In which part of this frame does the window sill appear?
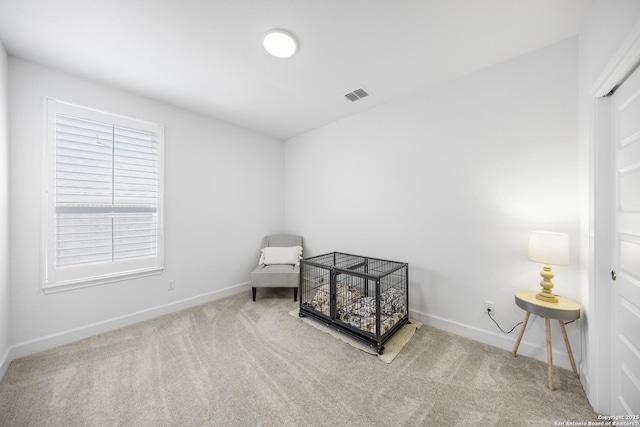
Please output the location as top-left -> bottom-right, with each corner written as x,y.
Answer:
43,267 -> 164,294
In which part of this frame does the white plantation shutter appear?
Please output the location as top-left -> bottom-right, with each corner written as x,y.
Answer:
45,99 -> 164,292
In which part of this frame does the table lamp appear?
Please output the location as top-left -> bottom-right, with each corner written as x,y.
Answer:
528,231 -> 569,303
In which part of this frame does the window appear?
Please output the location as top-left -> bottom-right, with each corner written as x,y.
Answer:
44,99 -> 164,292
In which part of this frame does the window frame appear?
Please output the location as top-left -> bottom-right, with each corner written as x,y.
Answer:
43,98 -> 165,293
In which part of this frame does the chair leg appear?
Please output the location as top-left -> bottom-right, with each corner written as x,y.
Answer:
252,287 -> 257,301
293,287 -> 298,302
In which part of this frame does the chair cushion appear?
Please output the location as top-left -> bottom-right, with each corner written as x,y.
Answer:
251,264 -> 300,288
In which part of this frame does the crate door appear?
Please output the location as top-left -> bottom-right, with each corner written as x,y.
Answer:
300,262 -> 332,318
334,272 -> 378,334
377,266 -> 409,337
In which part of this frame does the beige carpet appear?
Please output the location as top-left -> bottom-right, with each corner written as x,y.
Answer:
289,308 -> 422,363
0,288 -> 599,426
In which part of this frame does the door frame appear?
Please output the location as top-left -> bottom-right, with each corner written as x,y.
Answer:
589,21 -> 640,414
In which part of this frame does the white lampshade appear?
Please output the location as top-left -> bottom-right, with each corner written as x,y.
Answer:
263,30 -> 297,58
528,231 -> 569,266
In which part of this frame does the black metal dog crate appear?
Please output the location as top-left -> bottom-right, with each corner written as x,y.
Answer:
299,252 -> 409,354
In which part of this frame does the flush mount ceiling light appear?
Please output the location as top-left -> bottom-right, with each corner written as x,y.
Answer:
263,30 -> 297,58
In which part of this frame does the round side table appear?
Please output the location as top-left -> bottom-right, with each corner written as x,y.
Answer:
512,290 -> 581,390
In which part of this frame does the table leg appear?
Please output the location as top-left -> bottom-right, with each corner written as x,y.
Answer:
546,317 -> 554,391
559,319 -> 579,378
512,311 -> 531,356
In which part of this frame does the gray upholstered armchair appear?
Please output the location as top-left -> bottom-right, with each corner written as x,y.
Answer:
250,234 -> 303,301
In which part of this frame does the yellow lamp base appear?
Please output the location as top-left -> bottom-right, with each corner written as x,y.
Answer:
537,264 -> 559,304
536,292 -> 559,303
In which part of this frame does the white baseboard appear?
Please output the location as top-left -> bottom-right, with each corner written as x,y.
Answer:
580,360 -> 590,398
0,281 -> 251,381
1,288 -> 578,383
409,308 -> 576,371
0,347 -> 10,381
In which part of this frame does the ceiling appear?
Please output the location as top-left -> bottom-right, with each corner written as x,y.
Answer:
0,0 -> 591,140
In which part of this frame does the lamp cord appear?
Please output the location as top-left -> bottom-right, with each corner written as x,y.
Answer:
487,309 -> 522,334
487,309 -> 576,334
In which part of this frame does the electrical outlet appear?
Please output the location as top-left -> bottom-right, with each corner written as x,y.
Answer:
484,300 -> 495,315
168,280 -> 175,291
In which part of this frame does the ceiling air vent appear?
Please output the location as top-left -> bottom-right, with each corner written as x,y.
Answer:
344,88 -> 369,102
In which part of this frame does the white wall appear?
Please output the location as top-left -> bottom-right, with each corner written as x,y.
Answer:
0,42 -> 10,378
285,38 -> 580,369
7,58 -> 284,361
577,0 -> 640,413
